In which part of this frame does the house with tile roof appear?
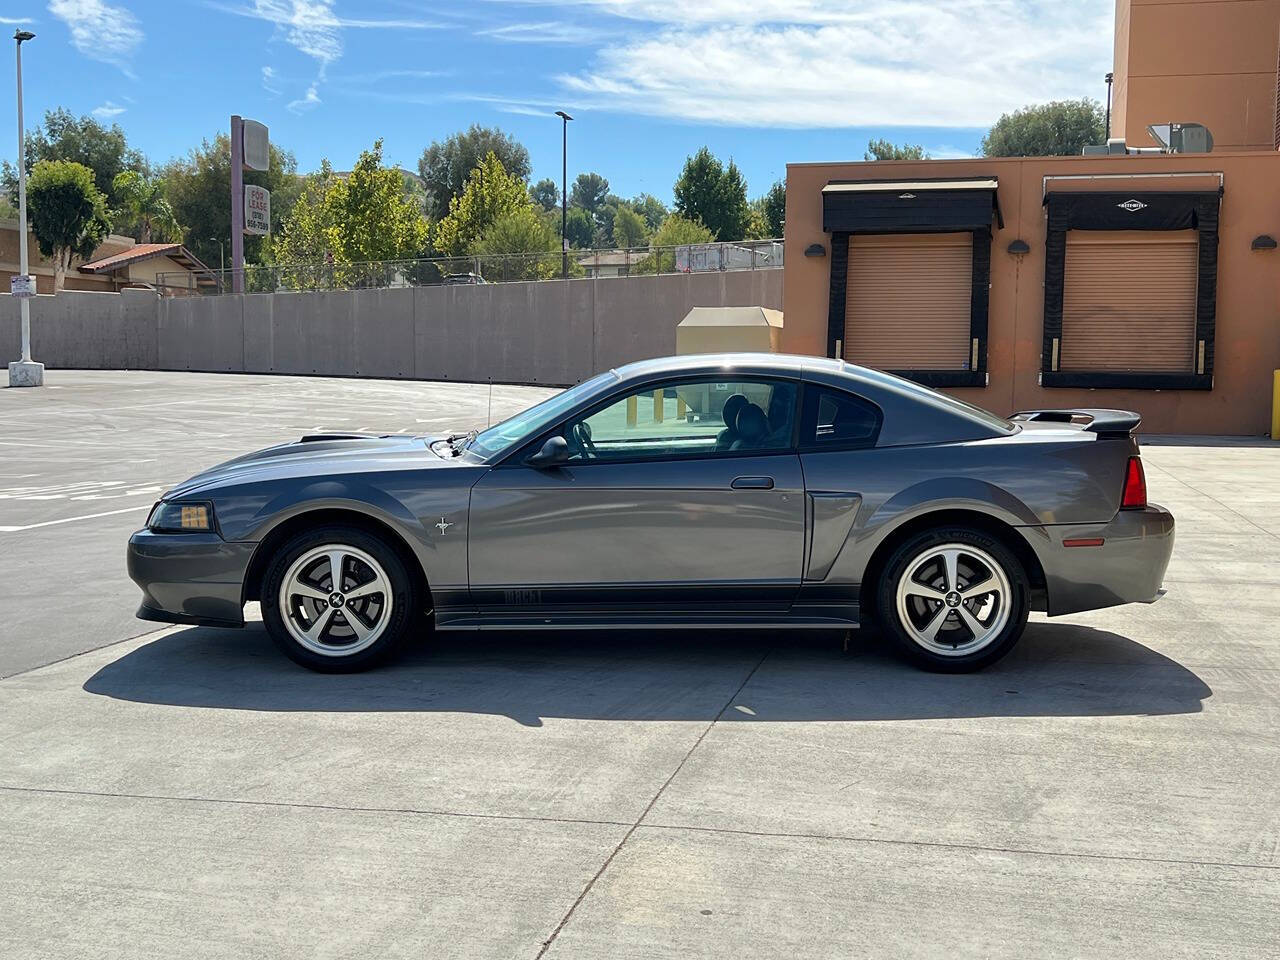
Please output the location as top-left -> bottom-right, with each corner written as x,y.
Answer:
2,219 -> 213,294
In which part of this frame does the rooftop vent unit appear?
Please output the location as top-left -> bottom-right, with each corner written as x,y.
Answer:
1082,138 -> 1162,156
1147,122 -> 1214,153
1081,123 -> 1212,157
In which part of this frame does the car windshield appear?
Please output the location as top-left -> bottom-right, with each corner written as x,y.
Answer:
467,371 -> 618,459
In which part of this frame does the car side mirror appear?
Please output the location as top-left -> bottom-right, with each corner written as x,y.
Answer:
527,435 -> 569,468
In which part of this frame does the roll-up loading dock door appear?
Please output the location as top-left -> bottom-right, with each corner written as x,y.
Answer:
844,233 -> 973,371
1059,230 -> 1198,373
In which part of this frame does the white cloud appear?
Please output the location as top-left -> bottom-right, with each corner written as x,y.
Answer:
47,0 -> 142,73
262,65 -> 282,95
336,68 -> 448,84
498,0 -> 1113,128
208,2 -> 446,115
92,100 -> 126,118
478,21 -> 603,44
288,81 -> 322,113
0,16 -> 35,23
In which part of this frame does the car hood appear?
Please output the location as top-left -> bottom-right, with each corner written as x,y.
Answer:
164,433 -> 465,499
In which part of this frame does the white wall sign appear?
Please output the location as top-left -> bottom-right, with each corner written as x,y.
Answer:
9,275 -> 35,299
242,119 -> 270,172
244,185 -> 271,235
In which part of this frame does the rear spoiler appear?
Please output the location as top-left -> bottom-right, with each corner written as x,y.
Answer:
1010,408 -> 1141,438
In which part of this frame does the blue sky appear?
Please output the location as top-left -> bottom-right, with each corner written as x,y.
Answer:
1,1 -> 1113,203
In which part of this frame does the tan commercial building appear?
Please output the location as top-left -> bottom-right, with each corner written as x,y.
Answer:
783,0 -> 1280,435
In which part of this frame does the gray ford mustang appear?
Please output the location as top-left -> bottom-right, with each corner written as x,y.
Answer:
128,354 -> 1174,673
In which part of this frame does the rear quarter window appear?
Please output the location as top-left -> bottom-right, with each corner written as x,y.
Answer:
800,386 -> 882,450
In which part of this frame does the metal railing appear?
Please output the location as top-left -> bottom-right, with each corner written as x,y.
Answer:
155,239 -> 784,297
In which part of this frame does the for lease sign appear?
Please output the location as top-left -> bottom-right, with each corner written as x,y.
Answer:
244,185 -> 271,235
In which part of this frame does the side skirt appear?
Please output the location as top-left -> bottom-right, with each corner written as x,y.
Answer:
433,604 -> 860,632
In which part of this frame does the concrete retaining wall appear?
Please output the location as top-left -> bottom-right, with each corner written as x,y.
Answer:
0,289 -> 158,371
2,270 -> 783,386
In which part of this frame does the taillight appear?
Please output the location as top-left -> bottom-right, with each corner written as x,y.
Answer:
1121,456 -> 1147,509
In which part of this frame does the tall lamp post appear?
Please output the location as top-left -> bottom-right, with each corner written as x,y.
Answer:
1104,72 -> 1114,140
8,28 -> 42,388
207,236 -> 225,293
556,110 -> 573,280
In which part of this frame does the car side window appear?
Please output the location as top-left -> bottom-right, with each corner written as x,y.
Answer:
801,386 -> 881,449
561,378 -> 798,462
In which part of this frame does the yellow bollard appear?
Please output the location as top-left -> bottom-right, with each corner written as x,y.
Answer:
626,395 -> 637,428
1273,370 -> 1280,440
677,397 -> 687,420
653,389 -> 664,423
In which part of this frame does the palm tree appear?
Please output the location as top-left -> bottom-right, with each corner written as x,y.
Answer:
111,170 -> 182,243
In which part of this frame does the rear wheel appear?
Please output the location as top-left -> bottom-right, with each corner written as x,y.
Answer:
876,527 -> 1029,672
261,525 -> 417,672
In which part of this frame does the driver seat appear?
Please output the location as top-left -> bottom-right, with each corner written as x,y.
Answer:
716,394 -> 749,451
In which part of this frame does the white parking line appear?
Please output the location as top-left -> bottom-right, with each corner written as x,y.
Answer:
0,505 -> 148,533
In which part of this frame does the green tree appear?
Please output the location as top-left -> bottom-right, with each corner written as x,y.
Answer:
570,172 -> 610,221
434,151 -> 532,257
1,108 -> 145,208
631,193 -> 668,232
529,177 -> 559,212
417,125 -> 531,220
25,160 -> 111,290
980,99 -> 1105,157
758,180 -> 785,237
636,213 -> 715,273
673,148 -> 750,241
273,141 -> 430,281
611,205 -> 648,248
471,205 -> 564,280
562,206 -> 594,249
864,139 -> 928,161
111,171 -> 182,242
159,134 -> 301,270
745,201 -> 770,240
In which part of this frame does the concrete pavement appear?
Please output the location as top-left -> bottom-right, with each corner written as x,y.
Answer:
1,373 -> 1277,958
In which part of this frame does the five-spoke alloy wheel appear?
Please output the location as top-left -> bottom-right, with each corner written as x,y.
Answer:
261,525 -> 417,672
878,526 -> 1029,672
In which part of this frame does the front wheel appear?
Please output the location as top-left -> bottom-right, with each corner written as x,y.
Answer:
876,527 -> 1029,672
260,525 -> 417,672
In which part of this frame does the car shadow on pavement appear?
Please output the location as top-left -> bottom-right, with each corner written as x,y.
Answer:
82,620 -> 1211,726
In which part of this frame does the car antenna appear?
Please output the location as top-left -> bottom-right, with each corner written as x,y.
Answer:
486,378 -> 493,428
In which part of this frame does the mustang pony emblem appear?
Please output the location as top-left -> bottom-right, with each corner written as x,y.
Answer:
436,517 -> 452,535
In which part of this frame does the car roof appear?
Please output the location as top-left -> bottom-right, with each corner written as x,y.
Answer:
612,352 -> 834,382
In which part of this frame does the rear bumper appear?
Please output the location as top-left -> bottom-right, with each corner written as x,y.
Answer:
127,529 -> 257,628
1022,504 -> 1175,617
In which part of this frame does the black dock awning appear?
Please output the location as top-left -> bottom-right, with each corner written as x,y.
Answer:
822,177 -> 1001,233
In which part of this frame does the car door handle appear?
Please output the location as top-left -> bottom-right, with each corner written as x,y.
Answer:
731,476 -> 774,490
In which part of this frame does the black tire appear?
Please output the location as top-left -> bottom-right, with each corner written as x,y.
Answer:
876,526 -> 1029,673
260,524 -> 418,673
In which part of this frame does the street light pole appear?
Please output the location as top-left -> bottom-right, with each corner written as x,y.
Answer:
208,236 -> 226,293
1104,72 -> 1114,140
208,237 -> 225,273
556,110 -> 573,280
9,28 -> 42,388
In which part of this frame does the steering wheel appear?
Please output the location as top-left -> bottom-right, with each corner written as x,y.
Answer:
571,421 -> 598,458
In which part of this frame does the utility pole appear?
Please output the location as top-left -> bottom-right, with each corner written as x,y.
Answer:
556,111 -> 573,280
8,28 -> 42,388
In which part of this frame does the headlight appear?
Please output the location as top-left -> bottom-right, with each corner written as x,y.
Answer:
147,500 -> 216,533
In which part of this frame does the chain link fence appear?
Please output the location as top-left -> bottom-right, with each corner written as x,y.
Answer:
155,239 -> 784,297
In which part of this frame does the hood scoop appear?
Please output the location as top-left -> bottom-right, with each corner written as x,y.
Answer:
299,433 -> 386,442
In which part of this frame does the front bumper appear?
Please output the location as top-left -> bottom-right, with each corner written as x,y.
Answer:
127,529 -> 258,628
1023,504 -> 1176,617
